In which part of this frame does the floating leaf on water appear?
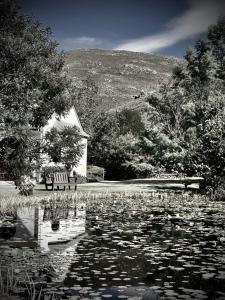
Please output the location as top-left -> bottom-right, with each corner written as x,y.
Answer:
151,286 -> 161,290
202,273 -> 215,279
169,266 -> 185,272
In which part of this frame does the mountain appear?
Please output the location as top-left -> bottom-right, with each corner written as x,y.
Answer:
64,48 -> 182,111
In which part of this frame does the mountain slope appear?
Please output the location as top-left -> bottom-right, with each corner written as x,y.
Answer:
64,48 -> 181,111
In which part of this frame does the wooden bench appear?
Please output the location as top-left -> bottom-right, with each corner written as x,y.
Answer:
149,174 -> 205,189
45,172 -> 77,191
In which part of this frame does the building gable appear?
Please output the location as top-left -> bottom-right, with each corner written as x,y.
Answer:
43,107 -> 88,138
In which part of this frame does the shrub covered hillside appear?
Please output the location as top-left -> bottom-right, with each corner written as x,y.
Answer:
65,48 -> 180,112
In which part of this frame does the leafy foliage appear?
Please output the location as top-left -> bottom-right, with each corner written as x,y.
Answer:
88,111 -> 147,179
17,175 -> 36,195
74,76 -> 101,134
0,0 -> 75,181
44,126 -> 84,171
89,17 -> 225,188
117,109 -> 145,136
0,0 -> 73,129
121,162 -> 157,179
42,165 -> 66,177
0,129 -> 42,179
87,165 -> 105,182
144,17 -> 225,190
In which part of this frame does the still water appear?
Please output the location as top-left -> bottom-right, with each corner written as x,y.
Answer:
0,194 -> 225,299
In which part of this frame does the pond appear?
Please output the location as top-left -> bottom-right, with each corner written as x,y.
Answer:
0,192 -> 225,300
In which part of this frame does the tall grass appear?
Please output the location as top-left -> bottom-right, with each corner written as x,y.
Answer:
0,190 -> 209,214
0,264 -> 57,300
0,264 -> 18,296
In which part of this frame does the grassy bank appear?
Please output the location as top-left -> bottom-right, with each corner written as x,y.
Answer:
0,189 -> 208,214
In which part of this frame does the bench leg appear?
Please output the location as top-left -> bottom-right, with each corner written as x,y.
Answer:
45,184 -> 54,190
69,185 -> 71,190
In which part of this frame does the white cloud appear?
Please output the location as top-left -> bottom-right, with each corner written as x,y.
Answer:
114,0 -> 225,53
61,36 -> 104,50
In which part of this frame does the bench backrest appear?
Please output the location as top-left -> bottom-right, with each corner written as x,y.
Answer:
53,172 -> 68,184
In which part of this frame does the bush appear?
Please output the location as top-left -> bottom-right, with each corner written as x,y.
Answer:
42,166 -> 66,176
76,174 -> 87,184
121,162 -> 159,179
87,165 -> 105,182
212,177 -> 225,201
16,175 -> 36,196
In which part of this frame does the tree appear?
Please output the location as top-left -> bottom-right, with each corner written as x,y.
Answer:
0,128 -> 42,179
0,0 -> 73,128
74,76 -> 101,134
44,126 -> 84,172
144,17 -> 225,190
0,0 -> 75,184
88,112 -> 120,168
117,109 -> 145,136
207,17 -> 225,80
88,112 -> 146,179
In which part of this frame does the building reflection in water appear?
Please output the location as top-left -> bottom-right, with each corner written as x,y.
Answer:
17,202 -> 86,252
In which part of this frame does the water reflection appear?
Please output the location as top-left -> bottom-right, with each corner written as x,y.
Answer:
0,213 -> 17,239
0,203 -> 86,252
17,203 -> 86,251
0,202 -> 87,285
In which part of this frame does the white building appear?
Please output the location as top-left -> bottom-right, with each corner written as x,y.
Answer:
42,107 -> 88,178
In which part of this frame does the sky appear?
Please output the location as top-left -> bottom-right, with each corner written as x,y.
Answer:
18,0 -> 225,58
